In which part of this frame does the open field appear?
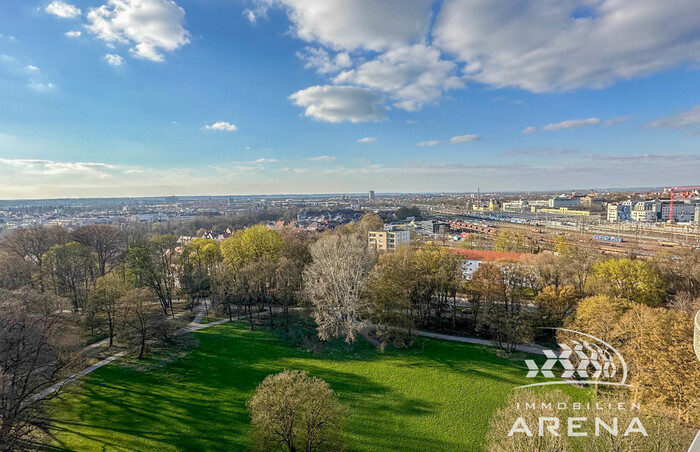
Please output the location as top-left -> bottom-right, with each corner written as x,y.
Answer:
48,321 -> 579,451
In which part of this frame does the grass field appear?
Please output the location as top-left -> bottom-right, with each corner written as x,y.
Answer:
48,321 -> 575,451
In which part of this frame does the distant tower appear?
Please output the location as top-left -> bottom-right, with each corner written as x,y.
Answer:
368,190 -> 375,201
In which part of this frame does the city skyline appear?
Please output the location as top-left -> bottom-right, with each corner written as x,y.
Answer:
1,0 -> 700,199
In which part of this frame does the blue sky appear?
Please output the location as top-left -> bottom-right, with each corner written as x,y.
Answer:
0,0 -> 699,198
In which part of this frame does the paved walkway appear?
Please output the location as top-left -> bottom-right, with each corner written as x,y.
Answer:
367,324 -> 550,355
29,303 -> 226,405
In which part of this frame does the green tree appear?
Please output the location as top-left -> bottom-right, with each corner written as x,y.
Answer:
247,370 -> 345,452
87,271 -> 131,346
220,225 -> 284,270
127,234 -> 178,316
591,258 -> 665,306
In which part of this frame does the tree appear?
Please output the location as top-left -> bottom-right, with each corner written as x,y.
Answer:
535,285 -> 579,326
121,288 -> 168,359
0,288 -> 78,450
127,234 -> 178,316
565,295 -> 632,343
220,225 -> 284,270
72,224 -> 122,276
367,246 -> 416,336
87,271 -> 131,346
43,242 -> 97,312
179,238 -> 221,308
247,370 -> 345,452
304,234 -> 375,343
0,226 -> 68,291
486,389 -> 570,452
0,251 -> 33,290
591,258 -> 665,307
613,305 -> 700,425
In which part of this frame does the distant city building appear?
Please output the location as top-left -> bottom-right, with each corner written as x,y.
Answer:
549,196 -> 580,208
502,200 -> 529,213
660,201 -> 697,222
368,190 -> 375,201
368,230 -> 410,251
607,204 -> 631,222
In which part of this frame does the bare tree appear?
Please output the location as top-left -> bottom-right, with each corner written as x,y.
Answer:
304,234 -> 375,343
72,224 -> 122,276
0,288 -> 78,450
121,288 -> 165,359
0,226 -> 68,291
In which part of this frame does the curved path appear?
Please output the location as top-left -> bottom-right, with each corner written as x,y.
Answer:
28,304 -> 227,405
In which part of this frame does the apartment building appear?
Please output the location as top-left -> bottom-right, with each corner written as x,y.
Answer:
368,230 -> 410,251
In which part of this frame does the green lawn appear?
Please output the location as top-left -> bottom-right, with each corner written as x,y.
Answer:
48,322 -> 571,451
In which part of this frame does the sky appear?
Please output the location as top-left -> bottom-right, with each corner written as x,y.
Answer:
0,0 -> 699,199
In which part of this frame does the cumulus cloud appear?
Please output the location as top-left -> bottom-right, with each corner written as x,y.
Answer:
203,121 -> 238,132
86,0 -> 190,62
308,155 -> 336,162
289,85 -> 387,123
522,126 -> 538,134
418,140 -> 442,147
449,134 -> 481,144
433,0 -> 700,92
644,106 -> 700,134
65,30 -> 82,38
104,53 -> 124,66
255,0 -> 434,51
297,47 -> 351,74
28,80 -> 55,91
45,1 -> 81,18
357,137 -> 376,143
333,44 -> 463,111
26,65 -> 39,72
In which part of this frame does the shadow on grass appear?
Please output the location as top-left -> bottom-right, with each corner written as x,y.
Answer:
47,321 -> 542,451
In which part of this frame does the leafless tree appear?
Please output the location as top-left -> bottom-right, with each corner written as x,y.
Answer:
304,234 -> 375,343
0,288 -> 79,450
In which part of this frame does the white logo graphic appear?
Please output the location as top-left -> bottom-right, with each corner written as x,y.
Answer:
516,328 -> 634,389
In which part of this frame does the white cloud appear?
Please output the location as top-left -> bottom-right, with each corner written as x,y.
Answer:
255,158 -> 279,163
449,134 -> 481,144
104,53 -> 124,66
418,140 -> 442,146
358,137 -> 376,143
502,148 -> 579,157
604,116 -> 631,127
645,106 -> 700,133
255,0 -> 434,51
0,158 -> 115,175
25,65 -> 39,72
522,126 -> 537,134
297,47 -> 351,74
45,1 -> 81,18
308,155 -> 336,162
86,0 -> 190,62
28,80 -> 55,91
433,0 -> 700,92
540,118 -> 601,131
335,44 -> 464,111
289,85 -> 387,123
333,44 -> 463,111
204,121 -> 238,132
65,30 -> 82,38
